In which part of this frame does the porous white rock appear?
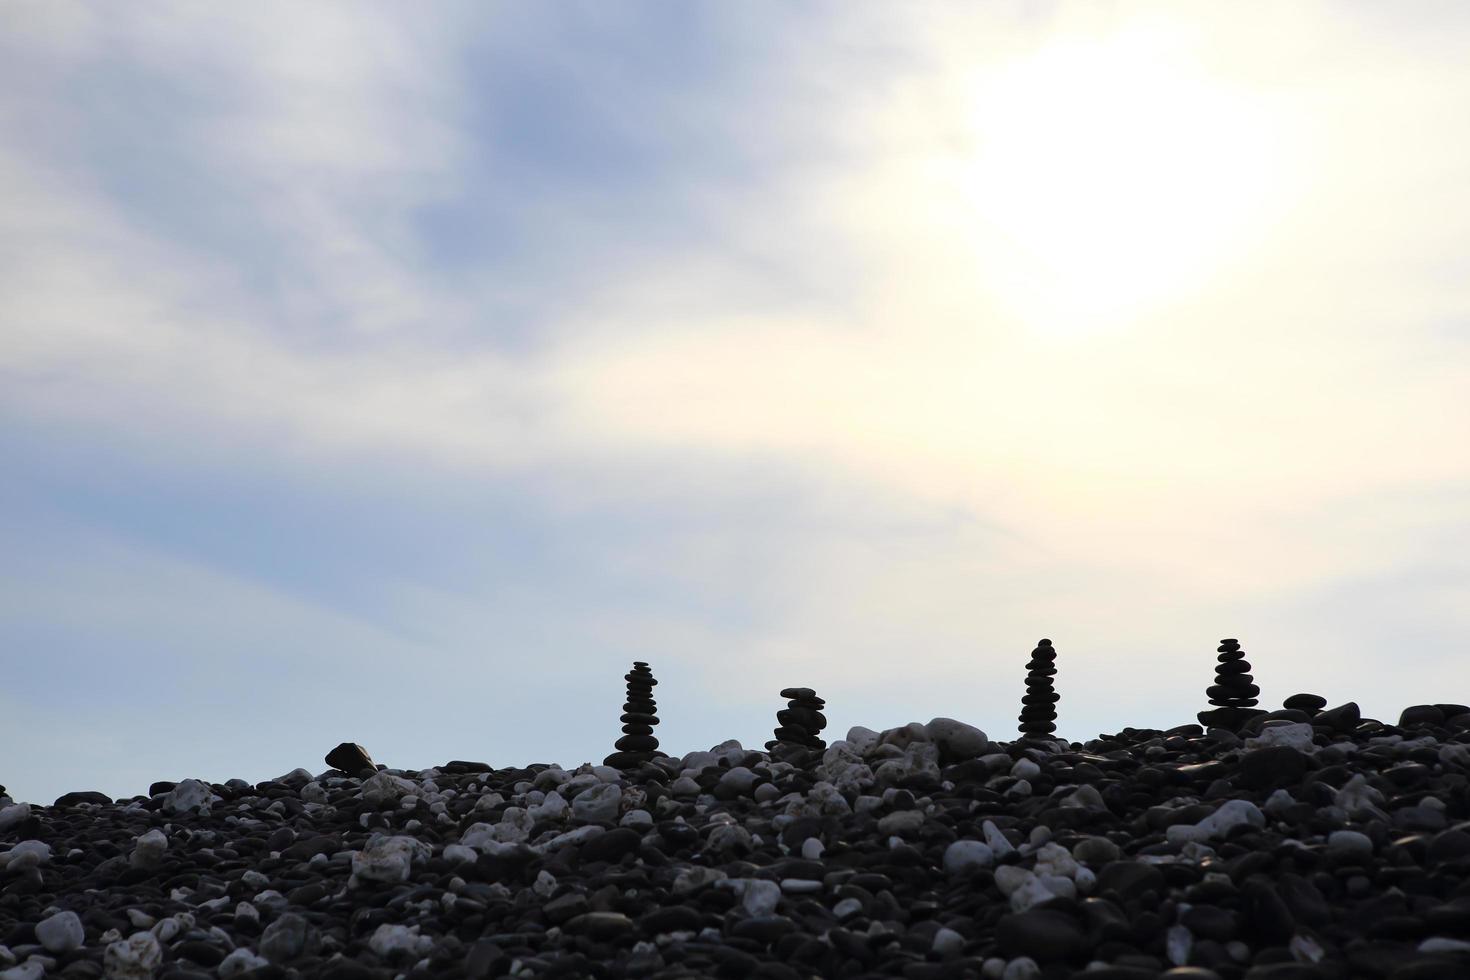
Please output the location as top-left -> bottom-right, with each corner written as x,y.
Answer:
1166,799 -> 1265,844
360,772 -> 415,807
706,823 -> 752,854
1246,723 -> 1316,753
530,790 -> 569,823
571,784 -> 621,824
218,948 -> 269,978
816,744 -> 874,794
720,878 -> 781,916
872,742 -> 941,787
130,829 -> 167,870
1033,842 -> 1079,879
103,931 -> 162,980
300,782 -> 328,804
441,844 -> 477,865
844,726 -> 882,756
36,910 -> 84,953
351,835 -> 430,884
800,838 -> 825,860
368,924 -> 433,959
925,718 -> 988,760
943,840 -> 994,876
163,779 -> 212,815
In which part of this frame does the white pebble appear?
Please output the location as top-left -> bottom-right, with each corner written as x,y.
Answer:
130,830 -> 167,870
800,837 -> 825,860
218,948 -> 268,978
36,911 -> 84,953
932,926 -> 965,956
103,932 -> 162,980
943,840 -> 994,876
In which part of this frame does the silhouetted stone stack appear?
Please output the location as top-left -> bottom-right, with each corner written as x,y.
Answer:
1018,638 -> 1059,737
604,661 -> 661,768
766,687 -> 827,752
1198,638 -> 1267,730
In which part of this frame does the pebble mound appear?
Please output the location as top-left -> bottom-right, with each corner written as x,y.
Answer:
6,707 -> 1470,980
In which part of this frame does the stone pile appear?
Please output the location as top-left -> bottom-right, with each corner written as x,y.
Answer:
1017,638 -> 1059,737
604,661 -> 661,769
1198,637 -> 1267,731
766,687 -> 827,753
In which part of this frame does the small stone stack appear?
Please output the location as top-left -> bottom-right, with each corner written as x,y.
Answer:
1198,638 -> 1267,730
604,661 -> 661,768
766,687 -> 827,752
1018,639 -> 1059,738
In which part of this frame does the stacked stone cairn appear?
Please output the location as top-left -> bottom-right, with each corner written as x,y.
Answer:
1198,637 -> 1267,730
766,687 -> 827,753
603,661 -> 662,768
1017,638 -> 1060,738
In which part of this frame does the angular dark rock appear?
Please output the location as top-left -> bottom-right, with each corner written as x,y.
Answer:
324,742 -> 376,776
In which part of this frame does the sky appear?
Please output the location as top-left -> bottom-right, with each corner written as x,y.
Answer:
2,2 -> 1469,805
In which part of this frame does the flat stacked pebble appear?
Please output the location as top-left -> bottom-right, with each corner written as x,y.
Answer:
766,688 -> 827,753
6,702 -> 1470,980
1018,639 -> 1060,737
1199,639 -> 1267,732
604,662 -> 662,770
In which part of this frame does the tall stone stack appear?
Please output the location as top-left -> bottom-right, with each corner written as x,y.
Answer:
766,687 -> 827,752
1198,638 -> 1266,730
604,661 -> 662,768
1018,639 -> 1059,738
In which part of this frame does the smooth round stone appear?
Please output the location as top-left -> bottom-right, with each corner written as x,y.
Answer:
1399,705 -> 1445,727
1022,693 -> 1060,705
771,725 -> 813,740
620,723 -> 654,736
619,712 -> 658,725
622,701 -> 656,713
1029,649 -> 1057,662
36,910 -> 85,953
1209,683 -> 1261,700
1216,660 -> 1253,675
779,687 -> 817,700
624,673 -> 657,685
1282,693 -> 1327,712
615,734 -> 659,752
1327,830 -> 1374,860
777,708 -> 826,729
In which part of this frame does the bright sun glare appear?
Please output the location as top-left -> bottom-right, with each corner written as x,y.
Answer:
958,26 -> 1282,335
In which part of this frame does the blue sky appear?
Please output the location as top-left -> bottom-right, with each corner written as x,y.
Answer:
3,2 -> 1469,804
